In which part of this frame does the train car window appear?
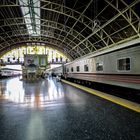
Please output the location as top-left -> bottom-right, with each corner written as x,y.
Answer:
117,58 -> 130,71
76,66 -> 80,72
96,62 -> 103,71
84,65 -> 89,71
67,68 -> 69,72
71,67 -> 73,72
60,57 -> 62,62
7,58 -> 10,62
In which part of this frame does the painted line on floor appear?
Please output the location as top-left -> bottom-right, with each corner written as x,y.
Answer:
62,80 -> 140,113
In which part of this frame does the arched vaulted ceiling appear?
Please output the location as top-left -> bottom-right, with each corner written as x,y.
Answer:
0,0 -> 140,60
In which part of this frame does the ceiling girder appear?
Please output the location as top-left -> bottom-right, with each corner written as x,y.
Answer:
68,0 -> 140,53
0,0 -> 139,59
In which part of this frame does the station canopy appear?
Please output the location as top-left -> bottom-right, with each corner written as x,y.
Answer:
0,0 -> 140,60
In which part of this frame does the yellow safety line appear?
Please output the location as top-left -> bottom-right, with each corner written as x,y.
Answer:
62,80 -> 140,113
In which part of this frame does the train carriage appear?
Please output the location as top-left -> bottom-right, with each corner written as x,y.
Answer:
0,69 -> 21,78
50,41 -> 140,90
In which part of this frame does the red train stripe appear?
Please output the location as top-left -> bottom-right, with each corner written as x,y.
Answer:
66,73 -> 140,84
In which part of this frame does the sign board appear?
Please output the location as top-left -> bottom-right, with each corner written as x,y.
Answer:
24,54 -> 48,67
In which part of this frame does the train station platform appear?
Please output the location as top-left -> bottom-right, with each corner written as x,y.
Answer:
0,77 -> 140,140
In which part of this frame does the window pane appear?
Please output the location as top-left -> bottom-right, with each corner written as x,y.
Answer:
67,68 -> 69,72
84,65 -> 88,71
77,66 -> 80,72
126,58 -> 130,70
118,58 -> 130,71
96,62 -> 103,71
71,67 -> 73,72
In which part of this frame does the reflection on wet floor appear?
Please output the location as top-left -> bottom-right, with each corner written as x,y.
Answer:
0,77 -> 64,108
0,77 -> 140,140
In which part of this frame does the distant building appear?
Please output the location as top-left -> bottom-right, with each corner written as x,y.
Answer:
22,54 -> 48,81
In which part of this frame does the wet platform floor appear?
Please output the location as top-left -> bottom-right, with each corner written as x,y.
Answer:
0,77 -> 140,140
